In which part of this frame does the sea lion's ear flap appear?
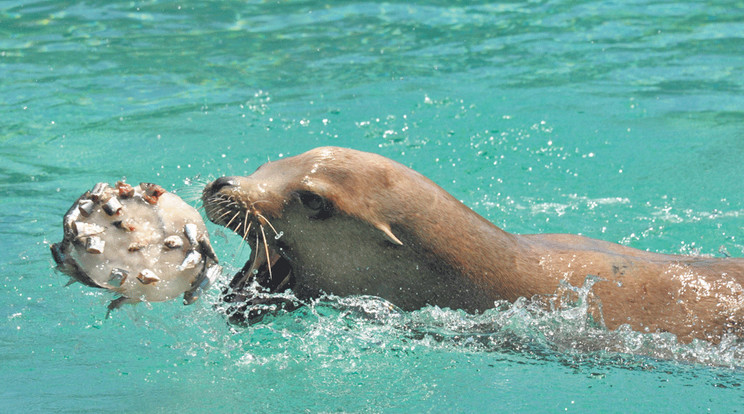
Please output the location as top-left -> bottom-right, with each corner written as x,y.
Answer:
375,222 -> 403,246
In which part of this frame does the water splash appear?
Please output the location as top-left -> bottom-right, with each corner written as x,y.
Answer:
199,273 -> 744,371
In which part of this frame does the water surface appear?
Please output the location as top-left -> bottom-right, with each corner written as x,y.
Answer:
2,0 -> 744,412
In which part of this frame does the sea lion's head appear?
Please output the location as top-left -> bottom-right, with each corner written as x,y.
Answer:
202,147 -> 442,323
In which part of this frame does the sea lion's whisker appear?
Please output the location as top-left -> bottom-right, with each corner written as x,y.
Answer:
212,199 -> 235,208
231,231 -> 259,280
203,197 -> 222,214
208,194 -> 231,204
249,199 -> 271,208
206,206 -> 226,222
252,231 -> 260,271
260,224 -> 273,280
231,219 -> 253,262
214,209 -> 233,222
256,213 -> 280,236
223,211 -> 241,230
245,221 -> 253,240
241,215 -> 251,244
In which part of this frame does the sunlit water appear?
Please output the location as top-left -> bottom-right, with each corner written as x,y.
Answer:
3,0 -> 744,412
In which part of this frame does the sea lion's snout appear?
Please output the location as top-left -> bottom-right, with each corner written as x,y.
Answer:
202,173 -> 298,325
202,176 -> 249,229
204,176 -> 239,196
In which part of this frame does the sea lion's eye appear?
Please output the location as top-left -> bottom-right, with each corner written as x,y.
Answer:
298,191 -> 332,219
301,192 -> 323,210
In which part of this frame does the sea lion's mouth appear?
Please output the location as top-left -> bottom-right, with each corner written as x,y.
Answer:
219,239 -> 299,325
202,177 -> 299,324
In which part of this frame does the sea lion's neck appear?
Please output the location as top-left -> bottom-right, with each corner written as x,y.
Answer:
444,209 -> 543,302
398,187 -> 540,305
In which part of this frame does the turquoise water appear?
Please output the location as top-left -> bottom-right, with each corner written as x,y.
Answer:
3,0 -> 744,411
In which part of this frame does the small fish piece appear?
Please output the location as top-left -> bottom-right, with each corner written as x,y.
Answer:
183,264 -> 222,305
57,255 -> 100,288
90,182 -> 110,201
197,235 -> 218,263
140,183 -> 166,204
78,199 -> 95,217
85,236 -> 105,254
178,249 -> 202,271
116,181 -> 135,198
163,235 -> 183,249
106,297 -> 131,318
182,290 -> 199,305
63,205 -> 81,239
113,219 -> 137,232
203,263 -> 221,286
108,268 -> 128,287
73,221 -> 105,238
50,243 -> 66,266
102,197 -> 123,216
137,269 -> 160,284
128,241 -> 146,252
184,223 -> 198,246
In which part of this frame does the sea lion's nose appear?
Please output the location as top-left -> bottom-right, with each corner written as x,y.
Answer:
209,176 -> 238,193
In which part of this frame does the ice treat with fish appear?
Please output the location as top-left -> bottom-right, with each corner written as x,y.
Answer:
50,181 -> 222,313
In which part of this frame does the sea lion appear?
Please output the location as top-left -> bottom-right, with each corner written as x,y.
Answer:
202,146 -> 744,343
